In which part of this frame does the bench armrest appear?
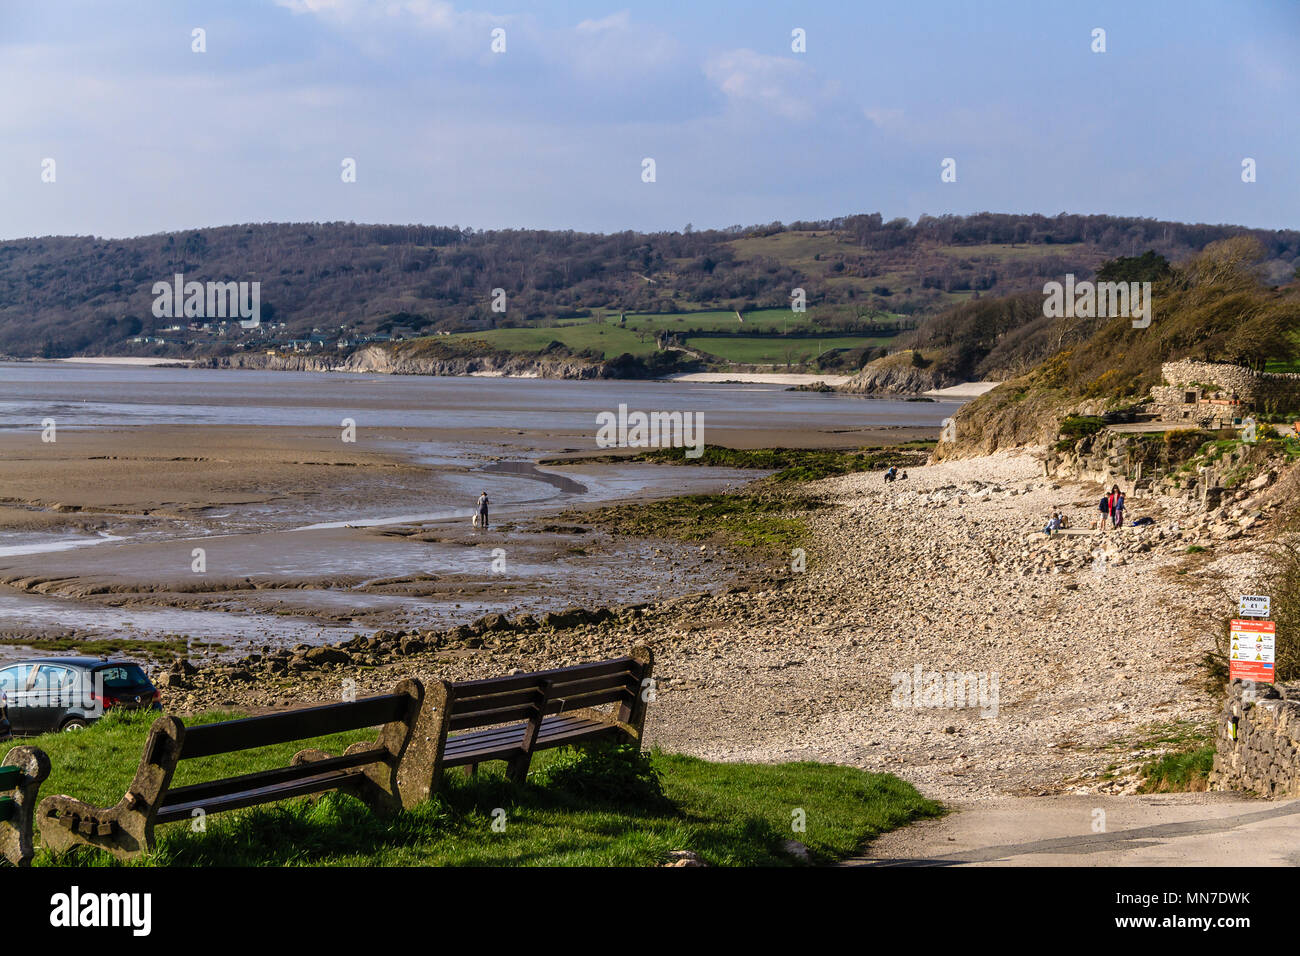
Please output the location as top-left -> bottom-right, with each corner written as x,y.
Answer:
1,746 -> 51,867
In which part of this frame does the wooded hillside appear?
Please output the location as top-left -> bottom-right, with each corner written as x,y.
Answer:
2,214 -> 1296,358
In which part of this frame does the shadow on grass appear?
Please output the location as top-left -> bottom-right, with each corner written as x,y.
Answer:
32,745 -> 942,867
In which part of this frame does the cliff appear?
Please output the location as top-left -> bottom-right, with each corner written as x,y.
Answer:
197,346 -> 605,379
837,351 -> 960,395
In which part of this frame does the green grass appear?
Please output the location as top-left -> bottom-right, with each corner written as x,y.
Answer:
578,491 -> 823,552
444,324 -> 657,358
1077,719 -> 1215,794
1137,745 -> 1215,794
623,308 -> 808,333
17,710 -> 941,867
442,307 -> 904,366
572,445 -> 929,479
0,635 -> 227,661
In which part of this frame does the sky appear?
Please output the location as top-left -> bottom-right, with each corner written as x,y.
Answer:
1,0 -> 1297,240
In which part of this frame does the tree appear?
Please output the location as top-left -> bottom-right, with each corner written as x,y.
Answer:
1095,250 -> 1172,284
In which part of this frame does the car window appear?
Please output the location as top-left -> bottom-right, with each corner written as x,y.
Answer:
0,664 -> 30,694
94,664 -> 149,688
32,664 -> 74,692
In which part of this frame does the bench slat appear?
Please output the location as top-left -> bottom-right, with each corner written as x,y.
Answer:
440,715 -> 617,766
536,719 -> 621,749
544,672 -> 638,698
450,671 -> 636,716
446,686 -> 630,734
447,702 -> 541,732
160,747 -> 389,809
545,686 -> 632,714
156,768 -> 363,823
179,694 -> 408,760
450,657 -> 634,698
443,715 -> 594,754
447,686 -> 549,715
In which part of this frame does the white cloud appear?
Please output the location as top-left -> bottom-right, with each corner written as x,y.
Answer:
863,107 -> 904,129
703,49 -> 830,121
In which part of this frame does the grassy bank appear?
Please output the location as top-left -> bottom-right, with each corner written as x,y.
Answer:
0,634 -> 227,662
1137,745 -> 1215,794
544,445 -> 933,482
574,492 -> 823,553
1081,719 -> 1216,793
16,710 -> 941,866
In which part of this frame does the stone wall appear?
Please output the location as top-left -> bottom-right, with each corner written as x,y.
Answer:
1210,682 -> 1300,798
1152,361 -> 1300,424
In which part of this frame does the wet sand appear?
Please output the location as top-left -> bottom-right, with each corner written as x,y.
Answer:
0,425 -> 760,655
0,366 -> 948,659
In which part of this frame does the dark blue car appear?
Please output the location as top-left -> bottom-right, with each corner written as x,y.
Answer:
0,657 -> 161,736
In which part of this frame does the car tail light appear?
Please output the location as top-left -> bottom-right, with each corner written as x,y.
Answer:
90,691 -> 119,710
151,690 -> 162,705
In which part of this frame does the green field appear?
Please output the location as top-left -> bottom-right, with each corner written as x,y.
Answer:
17,709 -> 942,866
685,334 -> 894,365
624,307 -> 820,333
622,306 -> 903,330
446,323 -> 658,358
443,308 -> 902,365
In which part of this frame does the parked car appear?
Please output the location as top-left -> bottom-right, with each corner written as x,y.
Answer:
0,657 -> 161,735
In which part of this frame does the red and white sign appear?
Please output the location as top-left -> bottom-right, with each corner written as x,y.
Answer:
1229,619 -> 1276,684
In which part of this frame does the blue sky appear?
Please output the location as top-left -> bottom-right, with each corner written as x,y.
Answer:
1,0 -> 1296,239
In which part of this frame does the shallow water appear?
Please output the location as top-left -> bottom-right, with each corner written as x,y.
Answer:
0,362 -> 955,657
0,362 -> 959,430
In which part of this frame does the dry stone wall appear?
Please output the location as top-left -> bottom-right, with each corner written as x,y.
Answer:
1210,682 -> 1300,798
1152,361 -> 1300,423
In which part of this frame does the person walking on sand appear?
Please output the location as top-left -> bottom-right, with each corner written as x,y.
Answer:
476,491 -> 490,530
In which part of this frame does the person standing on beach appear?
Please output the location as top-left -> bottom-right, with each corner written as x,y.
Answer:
476,491 -> 490,529
1113,490 -> 1126,529
1098,492 -> 1111,532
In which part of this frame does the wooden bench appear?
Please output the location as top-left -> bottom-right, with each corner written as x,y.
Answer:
424,646 -> 654,790
37,678 -> 435,861
33,647 -> 655,860
0,747 -> 51,867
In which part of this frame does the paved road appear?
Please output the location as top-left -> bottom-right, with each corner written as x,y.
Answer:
850,793 -> 1300,866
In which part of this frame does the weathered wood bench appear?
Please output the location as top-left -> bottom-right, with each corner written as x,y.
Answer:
1,747 -> 51,866
33,647 -> 655,860
37,678 -> 435,861
424,646 -> 654,790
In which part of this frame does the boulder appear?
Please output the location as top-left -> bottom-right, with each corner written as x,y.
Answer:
304,646 -> 351,665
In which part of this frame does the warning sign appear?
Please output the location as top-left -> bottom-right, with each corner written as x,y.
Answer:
1229,619 -> 1276,684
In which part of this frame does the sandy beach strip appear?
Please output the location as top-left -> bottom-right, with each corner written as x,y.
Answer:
923,381 -> 1002,399
53,356 -> 195,366
663,371 -> 852,386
